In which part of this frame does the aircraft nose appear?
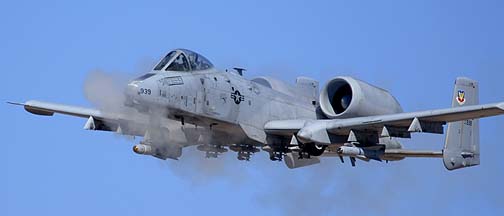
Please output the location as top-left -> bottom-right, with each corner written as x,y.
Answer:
124,83 -> 139,106
126,83 -> 139,96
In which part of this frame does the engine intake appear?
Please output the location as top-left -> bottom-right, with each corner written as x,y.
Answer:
319,77 -> 403,119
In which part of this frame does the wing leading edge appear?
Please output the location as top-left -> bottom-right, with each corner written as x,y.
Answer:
9,100 -> 149,136
9,100 -> 106,118
265,102 -> 504,142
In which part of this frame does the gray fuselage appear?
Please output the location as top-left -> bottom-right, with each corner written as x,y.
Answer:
127,68 -> 317,146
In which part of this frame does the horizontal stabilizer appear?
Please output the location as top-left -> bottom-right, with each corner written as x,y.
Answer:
323,149 -> 442,161
383,149 -> 443,158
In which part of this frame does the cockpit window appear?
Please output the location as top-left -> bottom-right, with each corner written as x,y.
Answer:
153,51 -> 176,70
182,49 -> 213,71
165,53 -> 190,71
154,49 -> 214,72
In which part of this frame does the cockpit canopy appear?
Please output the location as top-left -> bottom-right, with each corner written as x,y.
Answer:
153,49 -> 214,72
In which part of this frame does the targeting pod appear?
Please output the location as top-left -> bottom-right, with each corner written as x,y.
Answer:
133,144 -> 154,155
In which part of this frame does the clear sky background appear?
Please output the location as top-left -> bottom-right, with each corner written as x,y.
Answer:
2,0 -> 503,215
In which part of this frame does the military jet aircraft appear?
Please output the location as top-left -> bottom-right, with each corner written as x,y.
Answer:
10,49 -> 504,170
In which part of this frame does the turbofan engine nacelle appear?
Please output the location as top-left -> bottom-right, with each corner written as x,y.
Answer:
319,76 -> 403,119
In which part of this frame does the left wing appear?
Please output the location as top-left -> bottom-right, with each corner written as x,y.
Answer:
265,102 -> 504,143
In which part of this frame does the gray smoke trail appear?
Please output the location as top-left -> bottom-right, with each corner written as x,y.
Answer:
251,155 -> 418,216
161,147 -> 251,186
82,69 -> 250,185
83,70 -> 130,113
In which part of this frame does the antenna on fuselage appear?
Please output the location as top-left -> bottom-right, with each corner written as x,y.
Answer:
232,67 -> 246,76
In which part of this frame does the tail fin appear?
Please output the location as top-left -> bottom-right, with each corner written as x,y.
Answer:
443,77 -> 480,170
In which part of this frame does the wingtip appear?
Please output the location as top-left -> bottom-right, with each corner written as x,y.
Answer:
6,101 -> 25,106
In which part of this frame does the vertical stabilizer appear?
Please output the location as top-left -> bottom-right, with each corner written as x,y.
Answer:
443,77 -> 480,170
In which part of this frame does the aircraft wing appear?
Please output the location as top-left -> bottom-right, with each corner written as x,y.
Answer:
265,102 -> 504,141
9,100 -> 108,118
9,100 -> 148,136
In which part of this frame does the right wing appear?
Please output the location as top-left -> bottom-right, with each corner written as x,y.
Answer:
9,100 -> 107,118
9,100 -> 149,136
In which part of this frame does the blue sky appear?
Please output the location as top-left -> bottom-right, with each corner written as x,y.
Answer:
2,0 -> 503,215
